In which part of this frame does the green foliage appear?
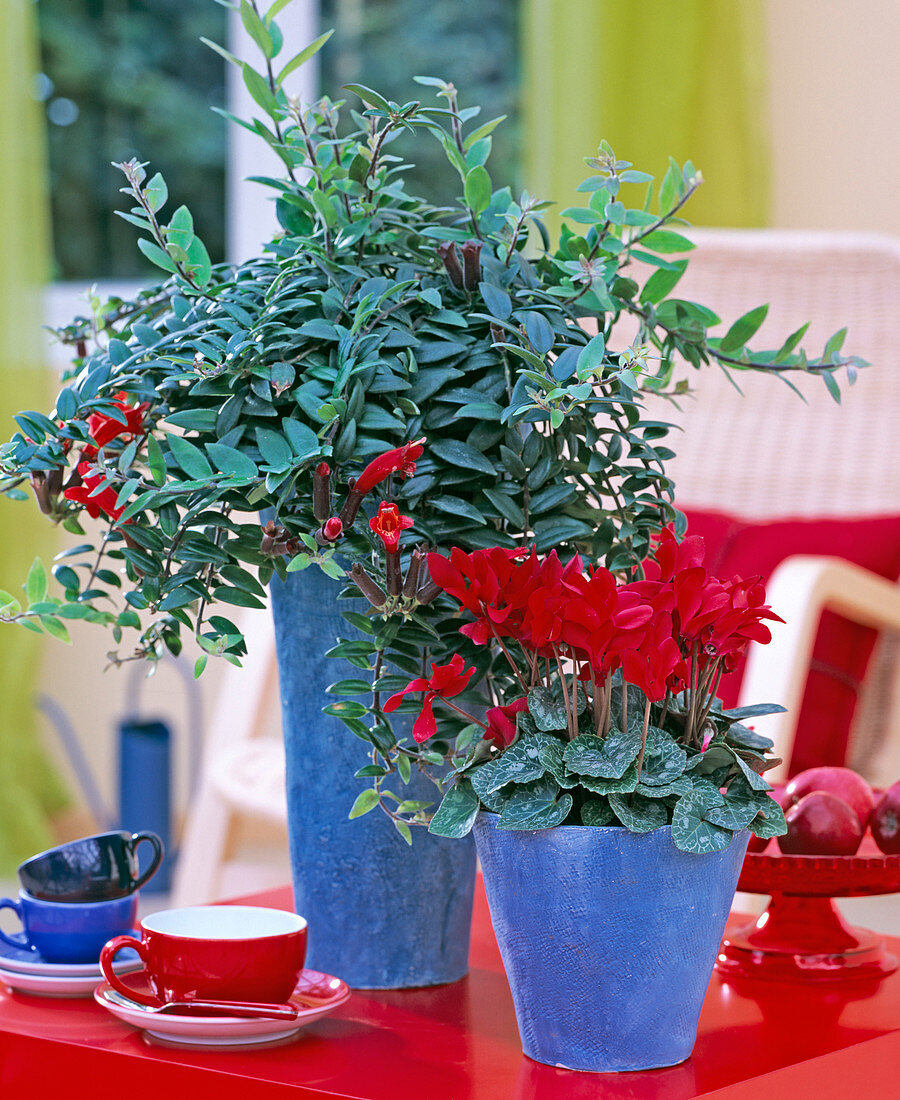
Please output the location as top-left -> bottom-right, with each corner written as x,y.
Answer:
429,684 -> 787,854
2,1 -> 862,837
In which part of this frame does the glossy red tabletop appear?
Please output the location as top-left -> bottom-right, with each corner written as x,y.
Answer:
2,877 -> 899,1098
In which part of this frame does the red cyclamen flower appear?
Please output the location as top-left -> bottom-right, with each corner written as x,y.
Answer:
63,463 -> 126,522
483,696 -> 528,750
383,653 -> 476,742
370,502 -> 413,552
354,438 -> 425,495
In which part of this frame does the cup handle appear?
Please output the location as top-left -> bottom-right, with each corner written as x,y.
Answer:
100,935 -> 155,1006
130,832 -> 164,891
0,898 -> 32,952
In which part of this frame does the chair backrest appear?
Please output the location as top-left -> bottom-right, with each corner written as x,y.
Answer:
660,229 -> 900,517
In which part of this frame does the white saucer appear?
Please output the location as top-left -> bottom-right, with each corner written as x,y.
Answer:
94,969 -> 351,1048
0,931 -> 141,977
0,967 -> 118,998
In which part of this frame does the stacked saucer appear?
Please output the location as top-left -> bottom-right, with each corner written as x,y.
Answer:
0,936 -> 142,998
94,967 -> 351,1048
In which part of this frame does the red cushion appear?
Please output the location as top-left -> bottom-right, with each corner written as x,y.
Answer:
681,509 -> 900,775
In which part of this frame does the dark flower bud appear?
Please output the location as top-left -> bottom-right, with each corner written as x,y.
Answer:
313,462 -> 332,521
416,580 -> 441,606
402,548 -> 424,599
437,241 -> 464,289
30,472 -> 52,515
46,467 -> 63,496
338,487 -> 365,529
460,239 -> 483,290
350,563 -> 388,610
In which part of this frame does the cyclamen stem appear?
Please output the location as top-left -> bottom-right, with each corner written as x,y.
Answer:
487,616 -> 528,694
552,647 -> 574,740
636,696 -> 652,778
439,698 -> 487,730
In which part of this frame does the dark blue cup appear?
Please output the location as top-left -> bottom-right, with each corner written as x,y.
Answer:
17,830 -> 163,903
0,890 -> 138,963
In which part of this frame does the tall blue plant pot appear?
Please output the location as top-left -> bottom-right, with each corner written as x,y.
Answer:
474,815 -> 748,1072
269,566 -> 476,989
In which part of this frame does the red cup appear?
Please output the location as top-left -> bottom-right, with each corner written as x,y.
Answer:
100,905 -> 307,1007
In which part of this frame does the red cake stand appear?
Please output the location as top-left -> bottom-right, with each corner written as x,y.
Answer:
717,836 -> 900,982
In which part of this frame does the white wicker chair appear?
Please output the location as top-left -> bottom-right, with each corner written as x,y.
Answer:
659,229 -> 900,781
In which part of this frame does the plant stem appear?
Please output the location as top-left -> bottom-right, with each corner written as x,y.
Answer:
636,696 -> 652,778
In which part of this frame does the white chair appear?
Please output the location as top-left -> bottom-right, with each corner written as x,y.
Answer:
663,229 -> 900,781
170,608 -> 286,905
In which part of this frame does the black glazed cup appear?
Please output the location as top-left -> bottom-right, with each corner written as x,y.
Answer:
18,830 -> 164,903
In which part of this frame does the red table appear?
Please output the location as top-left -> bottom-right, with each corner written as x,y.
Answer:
2,877 -> 899,1098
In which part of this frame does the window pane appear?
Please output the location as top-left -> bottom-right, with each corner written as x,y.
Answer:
319,0 -> 520,207
37,0 -> 227,280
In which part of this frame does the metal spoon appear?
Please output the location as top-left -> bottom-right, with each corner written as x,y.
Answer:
117,993 -> 300,1020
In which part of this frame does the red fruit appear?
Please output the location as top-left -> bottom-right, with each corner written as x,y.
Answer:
778,791 -> 864,856
747,833 -> 770,853
871,780 -> 900,854
783,766 -> 874,831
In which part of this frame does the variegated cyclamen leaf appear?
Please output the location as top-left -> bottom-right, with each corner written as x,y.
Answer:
498,776 -> 571,830
579,763 -> 639,795
428,778 -> 480,838
469,760 -> 513,812
671,789 -> 733,854
538,737 -> 580,788
580,799 -> 617,826
564,728 -> 641,779
748,796 -> 788,838
485,737 -> 548,793
527,686 -> 568,732
608,792 -> 669,833
636,726 -> 687,786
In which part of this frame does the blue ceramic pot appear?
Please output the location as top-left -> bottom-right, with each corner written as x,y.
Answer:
269,566 -> 476,989
474,815 -> 748,1072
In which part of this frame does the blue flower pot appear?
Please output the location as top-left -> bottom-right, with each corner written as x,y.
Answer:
474,814 -> 748,1072
269,566 -> 476,989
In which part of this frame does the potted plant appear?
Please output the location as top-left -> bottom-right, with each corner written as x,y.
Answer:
0,1 -> 859,988
396,529 -> 788,1071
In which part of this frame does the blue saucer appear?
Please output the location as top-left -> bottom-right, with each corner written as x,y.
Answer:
0,929 -> 140,976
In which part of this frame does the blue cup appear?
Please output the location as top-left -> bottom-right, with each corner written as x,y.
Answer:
0,890 -> 138,964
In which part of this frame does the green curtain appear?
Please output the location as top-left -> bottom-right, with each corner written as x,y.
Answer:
0,0 -> 68,873
522,0 -> 770,235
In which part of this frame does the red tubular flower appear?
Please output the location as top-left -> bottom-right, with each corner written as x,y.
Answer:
322,516 -> 343,541
483,696 -> 528,749
63,462 -> 126,522
84,393 -> 147,452
383,653 -> 477,743
370,502 -> 414,552
354,439 -> 425,495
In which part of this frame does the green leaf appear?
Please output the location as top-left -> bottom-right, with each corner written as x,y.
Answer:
637,727 -> 687,786
579,764 -> 639,795
464,166 -> 492,215
608,791 -> 668,832
166,433 -> 213,480
240,0 -> 274,58
719,304 -> 769,354
537,738 -> 580,788
705,784 -> 767,830
581,799 -> 616,826
640,260 -> 688,305
136,238 -> 177,274
498,445 -> 526,480
485,737 -> 548,793
479,282 -> 512,320
200,36 -> 241,69
343,83 -> 390,111
146,433 -> 166,486
349,788 -> 380,819
25,558 -> 48,606
671,789 -> 732,854
205,443 -> 258,479
283,418 -> 320,459
748,797 -> 788,838
428,779 -> 480,838
144,172 -> 168,213
481,488 -> 525,528
730,750 -> 773,792
277,30 -> 334,83
255,427 -> 293,468
242,63 -> 278,114
564,729 -> 641,779
498,777 -> 572,830
40,615 -> 71,644
430,495 -> 487,526
469,760 -> 513,813
430,438 -> 496,476
527,687 -> 568,732
638,229 -> 695,253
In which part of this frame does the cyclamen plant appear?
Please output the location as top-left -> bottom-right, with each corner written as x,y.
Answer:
375,527 -> 789,853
